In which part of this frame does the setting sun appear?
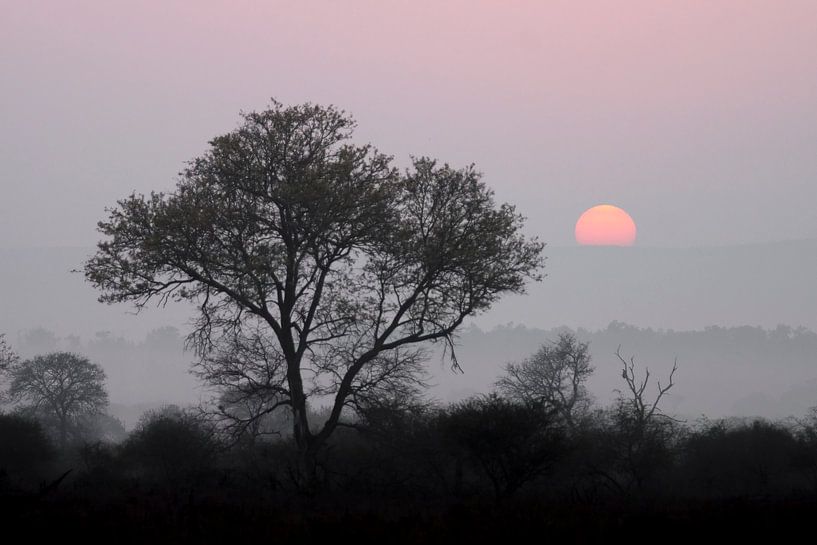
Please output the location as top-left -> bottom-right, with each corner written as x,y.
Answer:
575,204 -> 637,246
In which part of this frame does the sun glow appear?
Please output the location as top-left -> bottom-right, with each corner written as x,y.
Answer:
575,205 -> 637,246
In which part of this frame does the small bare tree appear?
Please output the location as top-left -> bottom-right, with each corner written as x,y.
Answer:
614,345 -> 678,430
496,332 -> 593,430
602,346 -> 681,493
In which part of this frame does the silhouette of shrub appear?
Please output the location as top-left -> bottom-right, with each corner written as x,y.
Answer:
122,406 -> 219,481
441,394 -> 565,501
323,402 -> 449,499
681,419 -> 799,497
793,407 -> 817,491
0,413 -> 54,490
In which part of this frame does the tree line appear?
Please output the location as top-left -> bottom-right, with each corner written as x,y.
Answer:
3,331 -> 817,502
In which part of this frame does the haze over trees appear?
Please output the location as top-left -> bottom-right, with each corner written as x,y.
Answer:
3,324 -> 817,539
3,0 -> 817,536
2,98 -> 815,537
5,352 -> 109,448
82,100 -> 545,477
7,321 -> 817,422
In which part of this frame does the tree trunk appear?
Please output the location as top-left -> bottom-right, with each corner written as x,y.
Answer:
287,399 -> 328,494
288,436 -> 325,495
58,415 -> 68,451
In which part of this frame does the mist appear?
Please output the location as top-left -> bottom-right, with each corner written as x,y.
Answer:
3,242 -> 816,423
3,1 -> 817,539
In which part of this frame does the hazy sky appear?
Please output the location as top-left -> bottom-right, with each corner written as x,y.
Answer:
2,1 -> 817,248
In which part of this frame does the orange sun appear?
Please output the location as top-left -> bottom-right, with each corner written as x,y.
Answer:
575,205 -> 637,246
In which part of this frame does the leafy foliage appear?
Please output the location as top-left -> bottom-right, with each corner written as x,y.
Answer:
84,100 -> 545,459
442,394 -> 564,501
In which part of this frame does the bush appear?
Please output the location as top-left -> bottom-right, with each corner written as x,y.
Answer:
441,394 -> 565,501
681,419 -> 800,498
0,413 -> 54,490
122,406 -> 220,482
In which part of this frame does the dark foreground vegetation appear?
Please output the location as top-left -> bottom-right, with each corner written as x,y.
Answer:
4,398 -> 817,542
3,333 -> 817,541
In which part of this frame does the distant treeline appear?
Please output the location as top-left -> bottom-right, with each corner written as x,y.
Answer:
436,321 -> 817,418
10,321 -> 817,422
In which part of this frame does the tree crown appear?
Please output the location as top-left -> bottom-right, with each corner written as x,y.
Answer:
84,99 -> 545,449
496,332 -> 593,429
8,352 -> 109,418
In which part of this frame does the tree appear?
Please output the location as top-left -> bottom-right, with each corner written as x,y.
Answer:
496,332 -> 593,430
0,334 -> 15,370
7,352 -> 109,448
614,346 -> 678,432
0,334 -> 17,404
602,347 -> 680,493
195,327 -> 293,444
83,100 -> 545,477
442,394 -> 564,501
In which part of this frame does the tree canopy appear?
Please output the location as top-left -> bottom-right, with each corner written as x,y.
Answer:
496,332 -> 593,430
7,352 -> 109,447
83,100 -> 545,464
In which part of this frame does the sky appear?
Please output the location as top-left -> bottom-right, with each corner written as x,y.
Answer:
2,0 -> 817,249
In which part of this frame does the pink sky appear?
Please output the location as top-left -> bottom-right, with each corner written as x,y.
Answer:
2,1 -> 816,247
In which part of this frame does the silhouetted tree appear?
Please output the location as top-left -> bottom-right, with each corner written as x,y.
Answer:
196,328 -> 291,444
0,334 -> 17,404
614,346 -> 678,428
496,332 -> 593,430
7,352 -> 109,449
83,99 -> 545,480
600,347 -> 680,493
